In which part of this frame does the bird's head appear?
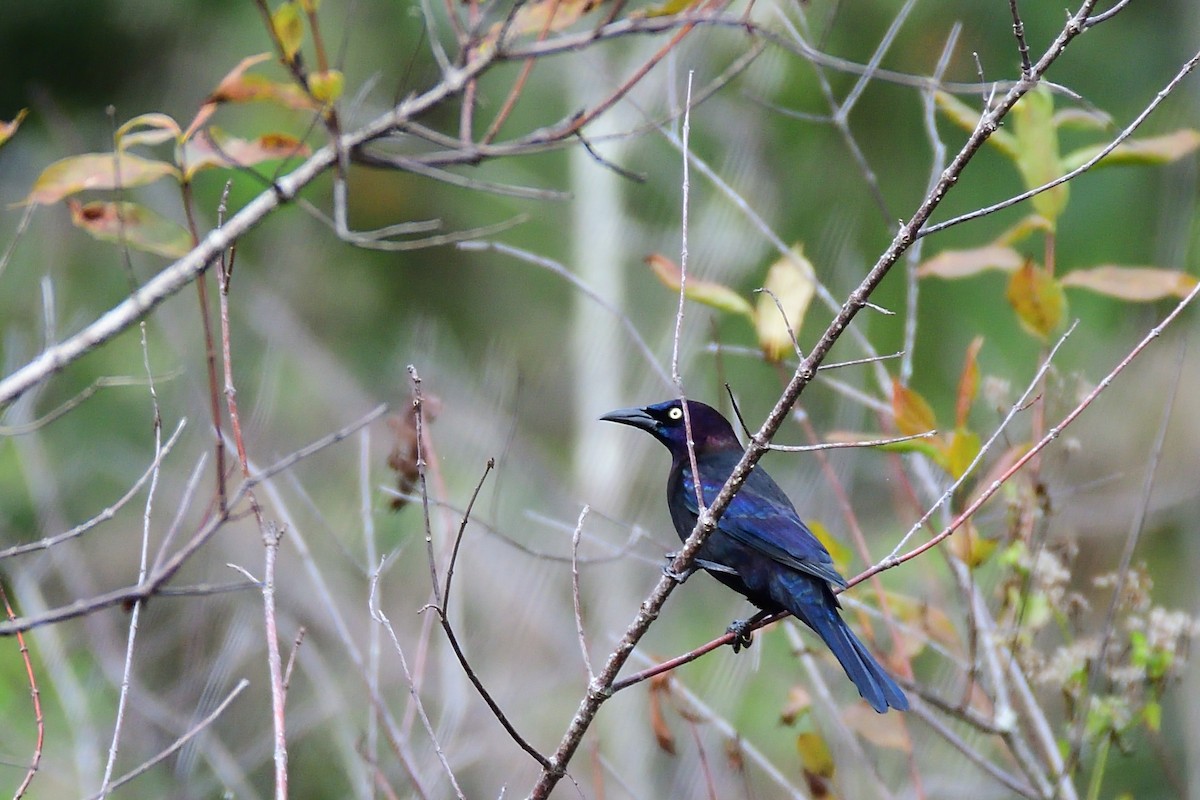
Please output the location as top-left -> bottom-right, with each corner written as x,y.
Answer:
601,399 -> 742,456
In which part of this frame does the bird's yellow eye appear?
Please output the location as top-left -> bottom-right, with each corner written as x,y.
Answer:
667,406 -> 683,420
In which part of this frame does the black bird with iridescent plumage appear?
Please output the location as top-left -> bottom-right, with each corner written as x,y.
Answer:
602,399 -> 908,713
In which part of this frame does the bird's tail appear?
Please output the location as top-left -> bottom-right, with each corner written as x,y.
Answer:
776,577 -> 909,713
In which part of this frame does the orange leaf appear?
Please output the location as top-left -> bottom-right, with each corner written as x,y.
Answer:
891,380 -> 937,437
67,200 -> 191,258
1061,266 -> 1198,302
955,337 -> 982,428
23,153 -> 179,205
918,245 -> 1023,279
1006,260 -> 1065,339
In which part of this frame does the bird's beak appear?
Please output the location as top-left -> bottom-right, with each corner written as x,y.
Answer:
600,406 -> 657,432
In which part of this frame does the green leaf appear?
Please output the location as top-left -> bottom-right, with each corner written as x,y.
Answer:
755,245 -> 816,362
22,152 -> 180,205
1006,260 -> 1066,339
67,200 -> 191,258
644,254 -> 754,317
1061,265 -> 1198,301
272,2 -> 305,62
1012,86 -> 1068,222
1061,129 -> 1200,172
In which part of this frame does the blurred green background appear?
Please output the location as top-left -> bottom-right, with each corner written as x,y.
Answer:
2,0 -> 1199,798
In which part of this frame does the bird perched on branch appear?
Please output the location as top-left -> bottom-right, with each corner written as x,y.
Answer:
602,398 -> 908,713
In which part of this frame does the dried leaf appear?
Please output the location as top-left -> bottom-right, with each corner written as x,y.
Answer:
779,686 -> 813,726
181,129 -> 310,178
0,108 -> 29,149
955,337 -> 983,429
1060,129 -> 1200,172
842,705 -> 910,751
993,214 -> 1054,246
644,254 -> 754,317
917,245 -> 1023,279
23,152 -> 179,205
1011,86 -> 1068,222
1006,260 -> 1066,339
116,113 -> 182,149
272,1 -> 305,61
885,591 -> 959,650
386,396 -> 440,511
485,0 -> 603,45
648,673 -> 676,755
1061,265 -> 1198,302
67,200 -> 191,258
891,379 -> 937,438
755,245 -> 816,363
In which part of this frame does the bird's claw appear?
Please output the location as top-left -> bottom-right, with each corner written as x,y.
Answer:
727,618 -> 755,653
661,554 -> 696,583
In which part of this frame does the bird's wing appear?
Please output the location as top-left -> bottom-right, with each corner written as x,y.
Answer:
679,456 -> 848,589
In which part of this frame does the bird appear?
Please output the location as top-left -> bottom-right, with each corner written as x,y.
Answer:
601,398 -> 908,713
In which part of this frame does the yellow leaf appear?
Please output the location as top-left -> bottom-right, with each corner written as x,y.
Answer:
1061,129 -> 1200,172
797,731 -> 835,779
947,519 -> 998,569
0,108 -> 29,149
644,254 -> 754,317
918,245 -> 1023,279
272,2 -> 305,62
116,113 -> 181,149
309,69 -> 344,104
755,245 -> 816,362
67,200 -> 191,258
808,521 -> 851,576
891,380 -> 937,437
1006,260 -> 1066,339
945,427 -> 981,480
1061,266 -> 1198,302
22,153 -> 179,205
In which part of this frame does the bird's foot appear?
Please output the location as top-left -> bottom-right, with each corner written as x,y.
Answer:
661,552 -> 696,583
726,618 -> 755,653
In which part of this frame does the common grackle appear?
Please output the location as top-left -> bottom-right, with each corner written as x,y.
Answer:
602,399 -> 908,713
